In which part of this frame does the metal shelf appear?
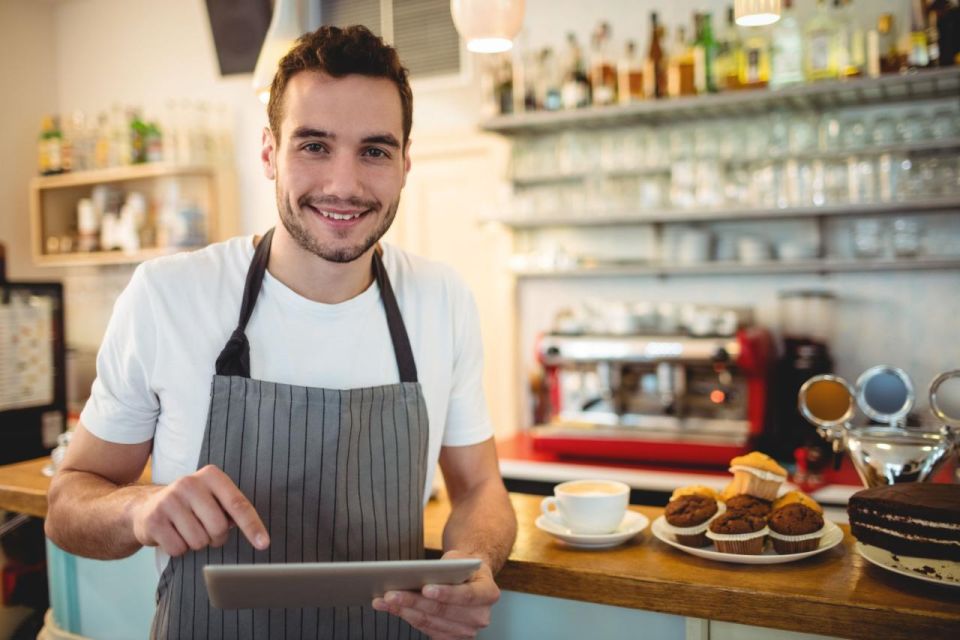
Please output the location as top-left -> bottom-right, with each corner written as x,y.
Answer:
484,196 -> 960,229
510,136 -> 960,186
482,68 -> 960,134
512,256 -> 960,279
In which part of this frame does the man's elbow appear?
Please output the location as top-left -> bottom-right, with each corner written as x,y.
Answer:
44,473 -> 70,547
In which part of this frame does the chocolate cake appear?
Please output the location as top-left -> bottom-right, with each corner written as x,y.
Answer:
848,483 -> 960,561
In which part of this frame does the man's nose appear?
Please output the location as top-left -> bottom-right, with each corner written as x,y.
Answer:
321,153 -> 363,200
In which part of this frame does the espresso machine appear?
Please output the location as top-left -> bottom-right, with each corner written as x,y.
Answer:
531,305 -> 773,466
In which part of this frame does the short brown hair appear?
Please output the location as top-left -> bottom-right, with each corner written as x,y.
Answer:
267,25 -> 413,146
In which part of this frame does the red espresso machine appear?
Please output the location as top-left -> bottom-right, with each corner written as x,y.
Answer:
532,324 -> 774,467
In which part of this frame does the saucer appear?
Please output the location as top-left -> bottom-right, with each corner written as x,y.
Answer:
535,511 -> 649,549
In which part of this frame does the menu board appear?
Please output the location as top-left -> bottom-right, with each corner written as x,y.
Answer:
0,293 -> 55,411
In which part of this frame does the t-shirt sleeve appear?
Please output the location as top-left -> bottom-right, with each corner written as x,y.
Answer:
79,264 -> 159,444
441,275 -> 494,447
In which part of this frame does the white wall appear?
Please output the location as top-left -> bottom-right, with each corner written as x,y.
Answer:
0,0 -> 60,281
1,0 -> 952,436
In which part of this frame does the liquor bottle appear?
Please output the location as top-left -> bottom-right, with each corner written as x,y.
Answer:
876,13 -> 905,73
804,0 -> 841,81
928,10 -> 941,67
645,12 -> 666,99
561,32 -> 591,109
907,0 -> 930,68
667,25 -> 697,97
538,47 -> 563,111
37,115 -> 63,176
713,5 -> 741,90
617,40 -> 645,104
694,12 -> 718,94
738,24 -> 771,88
838,0 -> 866,77
494,56 -> 514,115
769,0 -> 805,88
590,22 -> 618,106
938,2 -> 960,67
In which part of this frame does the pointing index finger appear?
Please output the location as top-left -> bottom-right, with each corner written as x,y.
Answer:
207,472 -> 269,549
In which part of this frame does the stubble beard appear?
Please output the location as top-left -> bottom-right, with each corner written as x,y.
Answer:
276,185 -> 400,263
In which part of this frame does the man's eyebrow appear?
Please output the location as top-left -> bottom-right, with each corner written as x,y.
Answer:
361,134 -> 401,149
291,127 -> 333,140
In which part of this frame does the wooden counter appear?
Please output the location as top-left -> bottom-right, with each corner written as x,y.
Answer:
3,458 -> 958,639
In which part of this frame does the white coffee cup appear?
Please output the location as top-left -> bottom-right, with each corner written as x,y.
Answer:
540,480 -> 630,534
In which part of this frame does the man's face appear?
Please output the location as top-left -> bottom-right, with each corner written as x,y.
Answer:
261,71 -> 410,263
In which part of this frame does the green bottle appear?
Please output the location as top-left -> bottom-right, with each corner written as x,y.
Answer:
695,13 -> 718,94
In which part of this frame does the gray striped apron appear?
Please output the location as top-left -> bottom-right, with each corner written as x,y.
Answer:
151,228 -> 429,639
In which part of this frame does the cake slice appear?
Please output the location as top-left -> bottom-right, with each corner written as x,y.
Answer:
847,483 -> 960,561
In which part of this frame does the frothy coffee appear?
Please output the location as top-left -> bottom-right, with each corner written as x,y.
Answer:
560,481 -> 626,496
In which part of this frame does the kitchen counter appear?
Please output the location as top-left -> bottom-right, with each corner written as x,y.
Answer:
3,457 -> 958,640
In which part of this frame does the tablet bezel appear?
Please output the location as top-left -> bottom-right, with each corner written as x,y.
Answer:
203,558 -> 482,609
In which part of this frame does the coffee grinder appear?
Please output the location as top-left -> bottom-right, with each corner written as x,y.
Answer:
765,290 -> 836,470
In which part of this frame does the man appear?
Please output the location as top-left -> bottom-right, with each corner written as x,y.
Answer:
45,25 -> 517,640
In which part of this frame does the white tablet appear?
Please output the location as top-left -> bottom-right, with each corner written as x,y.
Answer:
203,558 -> 482,609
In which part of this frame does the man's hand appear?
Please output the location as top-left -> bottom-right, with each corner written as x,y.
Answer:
372,550 -> 500,640
131,464 -> 270,557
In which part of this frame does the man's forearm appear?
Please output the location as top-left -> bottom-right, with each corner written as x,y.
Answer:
442,479 -> 516,574
45,470 -> 160,560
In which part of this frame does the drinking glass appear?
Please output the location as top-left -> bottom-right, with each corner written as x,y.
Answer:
745,122 -> 771,160
896,111 -> 931,143
818,113 -> 842,151
870,115 -> 897,146
840,115 -> 868,150
847,156 -> 877,204
823,159 -> 848,204
891,217 -> 923,258
930,107 -> 959,140
852,219 -> 884,259
768,112 -> 790,156
788,114 -> 819,154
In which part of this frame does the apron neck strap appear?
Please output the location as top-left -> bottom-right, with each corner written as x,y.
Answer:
216,229 -> 418,383
373,249 -> 418,383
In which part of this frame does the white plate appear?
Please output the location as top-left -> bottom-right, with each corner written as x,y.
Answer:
651,516 -> 843,565
856,542 -> 960,588
535,511 -> 649,549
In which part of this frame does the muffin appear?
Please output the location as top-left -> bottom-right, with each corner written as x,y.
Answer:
724,494 -> 772,518
663,495 -> 725,547
669,485 -> 719,503
772,490 -> 822,515
768,503 -> 825,554
706,511 -> 769,554
727,451 -> 788,501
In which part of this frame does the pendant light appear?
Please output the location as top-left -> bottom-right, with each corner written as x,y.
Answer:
450,0 -> 525,53
252,0 -> 303,104
735,0 -> 781,27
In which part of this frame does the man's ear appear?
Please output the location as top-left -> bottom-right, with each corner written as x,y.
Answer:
261,127 -> 277,180
401,138 -> 412,188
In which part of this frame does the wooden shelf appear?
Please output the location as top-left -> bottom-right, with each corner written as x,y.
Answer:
28,162 -> 231,268
483,68 -> 960,134
33,246 -> 205,267
511,256 -> 960,279
30,163 -> 214,190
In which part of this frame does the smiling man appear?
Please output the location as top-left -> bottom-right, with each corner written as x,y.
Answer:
45,25 -> 517,640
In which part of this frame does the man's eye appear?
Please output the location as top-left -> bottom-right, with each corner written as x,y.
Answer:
363,147 -> 389,159
303,143 -> 326,153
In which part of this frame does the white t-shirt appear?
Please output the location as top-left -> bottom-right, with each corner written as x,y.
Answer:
81,235 -> 493,507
